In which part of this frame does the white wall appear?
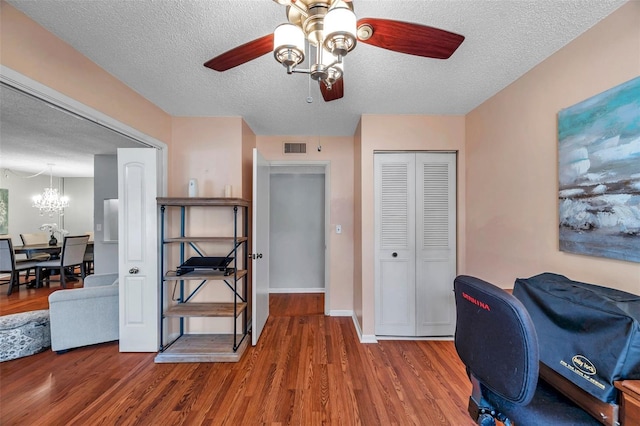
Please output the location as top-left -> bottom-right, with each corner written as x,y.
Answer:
0,170 -> 92,245
93,155 -> 119,274
62,177 -> 94,236
270,171 -> 325,292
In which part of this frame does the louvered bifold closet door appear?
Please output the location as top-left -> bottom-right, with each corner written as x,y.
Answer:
415,153 -> 457,336
374,153 -> 417,336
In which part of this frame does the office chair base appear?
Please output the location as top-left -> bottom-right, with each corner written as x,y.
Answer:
469,397 -> 513,426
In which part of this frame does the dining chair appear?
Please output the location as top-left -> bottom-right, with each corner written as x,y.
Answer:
19,232 -> 52,282
0,237 -> 40,295
35,235 -> 90,289
19,232 -> 50,246
83,243 -> 94,275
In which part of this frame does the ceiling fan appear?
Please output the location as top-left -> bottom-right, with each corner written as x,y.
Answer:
204,0 -> 464,102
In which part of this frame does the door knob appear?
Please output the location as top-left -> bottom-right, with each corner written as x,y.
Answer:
129,267 -> 139,274
392,252 -> 398,258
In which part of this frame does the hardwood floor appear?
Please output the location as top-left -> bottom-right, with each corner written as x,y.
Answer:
0,285 -> 474,425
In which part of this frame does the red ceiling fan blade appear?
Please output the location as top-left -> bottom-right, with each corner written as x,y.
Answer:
204,33 -> 274,71
320,77 -> 344,102
356,18 -> 464,59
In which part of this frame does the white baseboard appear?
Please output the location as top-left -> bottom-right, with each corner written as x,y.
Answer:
375,335 -> 454,341
360,334 -> 378,344
269,287 -> 325,294
350,312 -> 378,344
329,310 -> 352,317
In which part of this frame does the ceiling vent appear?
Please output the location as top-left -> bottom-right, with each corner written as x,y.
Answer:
283,142 -> 307,154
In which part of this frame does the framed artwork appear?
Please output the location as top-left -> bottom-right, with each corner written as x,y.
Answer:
0,189 -> 7,234
558,76 -> 640,263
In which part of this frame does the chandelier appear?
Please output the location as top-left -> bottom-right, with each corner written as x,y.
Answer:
32,164 -> 69,217
272,0 -> 357,91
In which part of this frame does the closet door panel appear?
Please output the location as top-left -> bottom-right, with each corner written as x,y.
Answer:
415,153 -> 457,336
374,154 -> 416,336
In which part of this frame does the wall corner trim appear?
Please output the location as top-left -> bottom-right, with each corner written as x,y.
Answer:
349,312 -> 378,344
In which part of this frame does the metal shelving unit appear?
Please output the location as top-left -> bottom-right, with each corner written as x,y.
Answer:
154,197 -> 250,363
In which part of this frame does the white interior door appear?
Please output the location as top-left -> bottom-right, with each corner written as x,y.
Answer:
252,149 -> 270,345
415,153 -> 457,336
118,148 -> 159,352
374,153 -> 417,336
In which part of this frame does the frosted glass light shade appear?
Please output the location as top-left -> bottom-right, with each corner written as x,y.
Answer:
322,48 -> 343,71
273,24 -> 305,67
323,7 -> 356,56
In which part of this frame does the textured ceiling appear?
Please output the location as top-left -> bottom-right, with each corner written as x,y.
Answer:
0,85 -> 141,177
0,0 -> 628,176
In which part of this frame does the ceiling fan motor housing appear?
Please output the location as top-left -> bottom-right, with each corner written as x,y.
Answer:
300,3 -> 329,46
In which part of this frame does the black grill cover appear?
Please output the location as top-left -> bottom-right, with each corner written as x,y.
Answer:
513,273 -> 640,403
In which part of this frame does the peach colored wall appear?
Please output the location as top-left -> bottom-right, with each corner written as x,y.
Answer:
169,116 -> 250,333
0,1 -> 171,145
170,117 -> 245,198
465,1 -> 640,293
256,136 -> 355,313
357,115 -> 467,336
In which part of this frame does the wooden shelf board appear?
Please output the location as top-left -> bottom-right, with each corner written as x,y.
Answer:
154,334 -> 249,363
164,236 -> 248,243
157,197 -> 249,207
164,270 -> 247,281
164,302 -> 247,318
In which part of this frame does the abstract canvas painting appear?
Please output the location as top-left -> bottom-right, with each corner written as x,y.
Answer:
0,189 -> 7,235
558,76 -> 640,263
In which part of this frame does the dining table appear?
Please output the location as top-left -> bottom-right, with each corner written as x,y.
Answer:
14,243 -> 63,258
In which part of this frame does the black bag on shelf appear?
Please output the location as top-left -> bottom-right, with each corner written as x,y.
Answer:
513,272 -> 640,403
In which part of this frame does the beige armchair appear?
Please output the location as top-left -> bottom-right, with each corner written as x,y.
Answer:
48,272 -> 119,352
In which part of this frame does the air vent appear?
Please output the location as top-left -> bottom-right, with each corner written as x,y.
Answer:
283,142 -> 307,154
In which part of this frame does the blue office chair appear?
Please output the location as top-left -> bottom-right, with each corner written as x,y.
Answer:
453,275 -> 601,425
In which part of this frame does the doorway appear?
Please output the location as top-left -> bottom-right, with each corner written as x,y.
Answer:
268,163 -> 330,314
2,68 -> 168,352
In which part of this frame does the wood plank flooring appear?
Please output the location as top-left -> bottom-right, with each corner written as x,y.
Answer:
0,283 -> 474,425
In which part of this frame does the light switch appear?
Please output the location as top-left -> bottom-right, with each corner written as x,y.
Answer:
336,224 -> 342,234
96,224 -> 102,231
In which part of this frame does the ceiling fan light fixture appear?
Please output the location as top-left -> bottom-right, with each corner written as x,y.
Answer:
205,1 -> 465,102
323,6 -> 356,57
321,48 -> 343,86
273,23 -> 305,68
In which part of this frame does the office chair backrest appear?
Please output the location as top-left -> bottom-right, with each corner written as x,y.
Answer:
0,238 -> 15,272
453,275 -> 539,406
61,235 -> 90,267
20,232 -> 50,245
